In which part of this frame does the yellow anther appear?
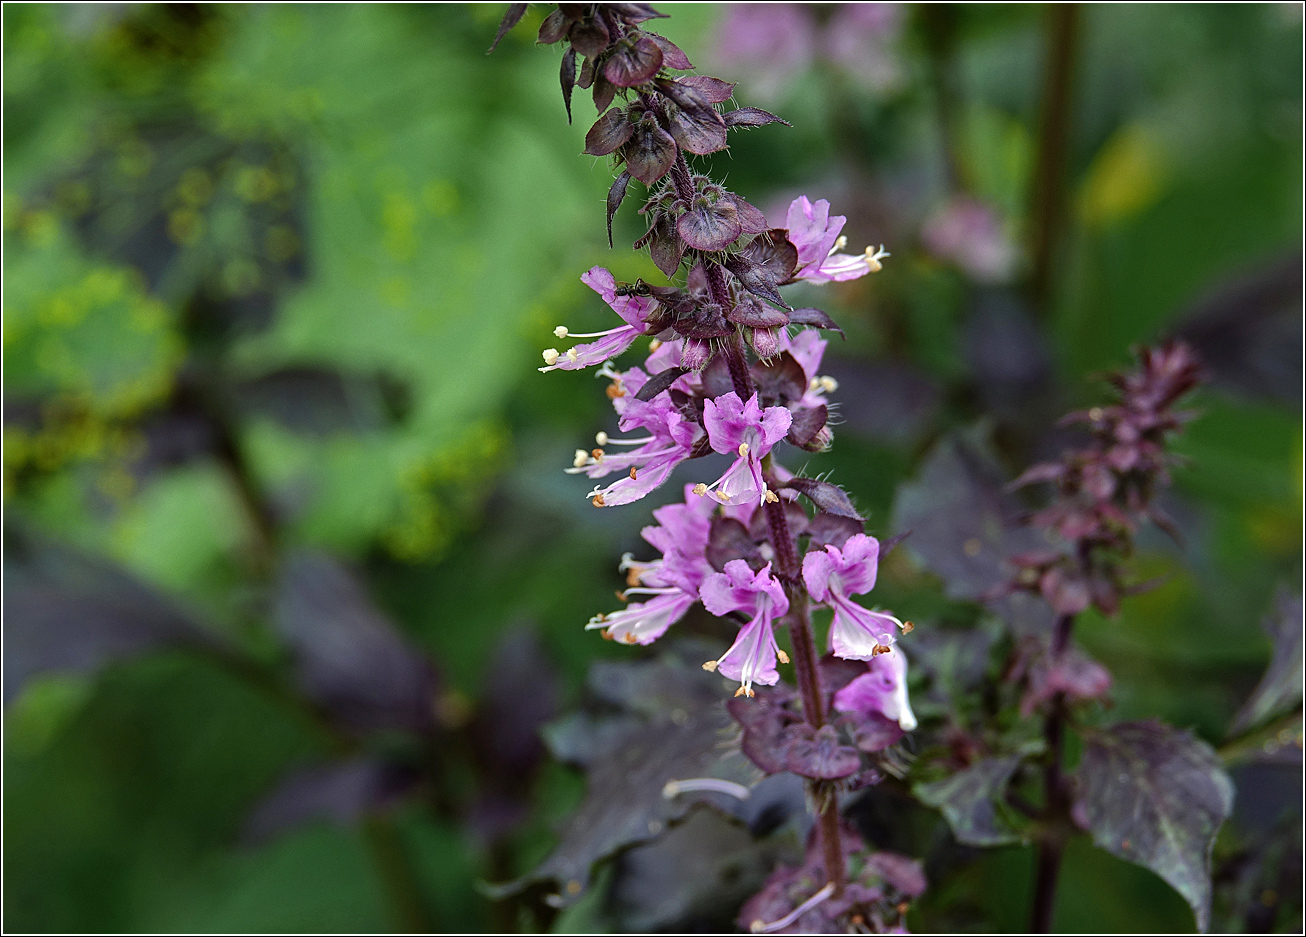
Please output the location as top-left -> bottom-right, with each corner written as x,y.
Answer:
592,492 -> 607,507
573,449 -> 590,468
595,431 -> 609,446
692,483 -> 709,497
542,348 -> 560,366
701,660 -> 719,672
777,649 -> 790,664
566,348 -> 579,363
554,325 -> 569,338
764,489 -> 779,503
738,442 -> 749,457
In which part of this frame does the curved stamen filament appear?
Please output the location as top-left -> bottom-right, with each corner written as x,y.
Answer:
662,777 -> 752,801
749,883 -> 836,934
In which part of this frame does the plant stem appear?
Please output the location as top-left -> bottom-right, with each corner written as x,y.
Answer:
1032,613 -> 1075,933
763,493 -> 847,897
1028,3 -> 1081,315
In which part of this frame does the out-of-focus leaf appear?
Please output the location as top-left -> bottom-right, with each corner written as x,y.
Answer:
823,357 -> 941,446
608,808 -> 774,932
913,755 -> 1026,847
892,427 -> 1044,603
232,367 -> 409,436
491,646 -> 759,906
2,523 -> 220,703
962,291 -> 1051,415
242,756 -> 419,846
1177,254 -> 1302,404
1079,720 -> 1235,932
1231,588 -> 1303,734
274,550 -> 439,735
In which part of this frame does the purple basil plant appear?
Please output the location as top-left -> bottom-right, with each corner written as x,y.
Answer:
493,3 -> 913,930
490,6 -> 1234,935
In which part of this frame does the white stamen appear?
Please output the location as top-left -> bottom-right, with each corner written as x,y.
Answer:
554,325 -> 569,338
662,778 -> 752,801
573,449 -> 590,468
622,587 -> 678,596
750,883 -> 836,934
559,326 -> 625,338
602,435 -> 656,446
566,348 -> 579,363
542,348 -> 560,366
692,483 -> 709,497
828,235 -> 848,255
738,442 -> 749,457
864,244 -> 890,273
595,431 -> 609,446
818,375 -> 838,393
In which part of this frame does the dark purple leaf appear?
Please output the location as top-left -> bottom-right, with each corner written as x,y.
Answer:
1231,588 -> 1303,734
537,8 -> 569,44
592,73 -> 616,112
782,477 -> 862,520
785,724 -> 861,780
243,757 -> 418,845
724,106 -> 791,128
738,228 -> 799,285
728,293 -> 789,329
806,512 -> 864,550
491,649 -> 758,905
648,33 -> 693,69
891,428 -> 1045,603
699,353 -> 736,399
623,120 -> 677,184
604,35 -> 663,87
606,170 -> 631,247
913,755 -> 1026,846
560,46 -> 577,122
749,352 -> 806,405
673,302 -> 732,340
729,196 -> 769,234
1176,252 -> 1302,403
656,77 -> 716,119
1079,720 -> 1235,931
963,291 -> 1052,414
677,203 -> 742,251
584,107 -> 634,156
843,710 -> 905,754
275,551 -> 439,735
472,625 -> 560,777
706,516 -> 764,572
568,17 -> 611,58
3,524 -> 220,703
787,306 -> 844,335
488,2 -> 528,52
677,75 -> 735,102
724,252 -> 789,308
648,214 -> 685,276
788,404 -> 828,449
666,107 -> 728,155
576,51 -> 595,89
634,365 -> 687,402
1039,566 -> 1091,616
1009,461 -> 1066,489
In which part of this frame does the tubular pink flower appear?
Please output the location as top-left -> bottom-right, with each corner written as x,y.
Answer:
700,560 -> 790,696
802,533 -> 907,660
540,267 -> 657,372
832,646 -> 918,731
699,392 -> 792,506
784,196 -> 887,284
588,486 -> 715,644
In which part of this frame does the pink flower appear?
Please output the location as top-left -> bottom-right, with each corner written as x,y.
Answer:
540,267 -> 657,372
697,392 -> 792,506
700,560 -> 790,696
802,534 -> 907,660
568,367 -> 700,507
588,486 -> 715,644
785,196 -> 889,284
832,647 -> 917,731
921,197 -> 1017,284
712,4 -> 815,103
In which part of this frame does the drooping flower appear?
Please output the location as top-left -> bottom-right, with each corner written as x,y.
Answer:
784,196 -> 889,285
696,392 -> 792,506
540,267 -> 657,372
700,559 -> 790,696
832,646 -> 917,731
802,533 -> 907,660
568,366 -> 700,506
587,485 -> 715,644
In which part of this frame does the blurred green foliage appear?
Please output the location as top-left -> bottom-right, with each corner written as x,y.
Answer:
3,3 -> 1301,934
